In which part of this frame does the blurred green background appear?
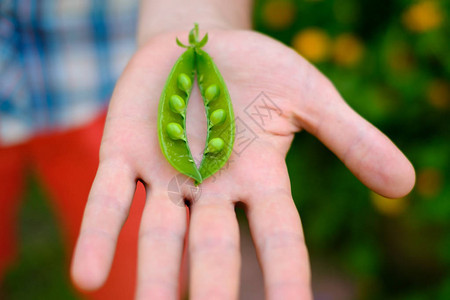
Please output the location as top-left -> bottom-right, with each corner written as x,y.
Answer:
2,0 -> 449,299
260,0 -> 449,299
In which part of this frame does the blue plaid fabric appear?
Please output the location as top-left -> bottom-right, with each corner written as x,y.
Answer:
0,0 -> 138,145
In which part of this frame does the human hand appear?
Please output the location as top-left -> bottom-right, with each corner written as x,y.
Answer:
70,0 -> 415,298
70,26 -> 414,299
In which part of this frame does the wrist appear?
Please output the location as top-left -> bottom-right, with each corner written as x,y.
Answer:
137,0 -> 253,46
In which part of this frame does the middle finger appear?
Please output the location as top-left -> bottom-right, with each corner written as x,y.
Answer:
136,185 -> 188,299
189,194 -> 240,299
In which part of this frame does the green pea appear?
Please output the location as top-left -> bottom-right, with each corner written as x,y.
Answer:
169,95 -> 186,115
205,84 -> 220,103
210,109 -> 226,126
207,138 -> 225,153
166,122 -> 185,140
178,73 -> 192,93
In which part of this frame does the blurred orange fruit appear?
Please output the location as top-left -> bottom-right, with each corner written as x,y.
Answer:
292,28 -> 331,62
371,192 -> 408,217
333,33 -> 364,66
402,1 -> 443,32
262,0 -> 297,30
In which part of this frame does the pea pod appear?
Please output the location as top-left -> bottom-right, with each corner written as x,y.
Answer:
196,48 -> 235,181
157,47 -> 201,182
158,24 -> 235,184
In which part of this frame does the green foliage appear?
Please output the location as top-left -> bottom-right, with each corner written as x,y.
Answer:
256,0 -> 449,298
1,176 -> 78,299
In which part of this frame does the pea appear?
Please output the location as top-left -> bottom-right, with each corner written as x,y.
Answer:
166,122 -> 185,140
210,109 -> 226,126
205,84 -> 220,103
177,73 -> 192,93
169,95 -> 186,115
157,24 -> 235,184
207,138 -> 225,153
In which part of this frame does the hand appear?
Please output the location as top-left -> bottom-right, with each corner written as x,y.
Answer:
70,28 -> 415,299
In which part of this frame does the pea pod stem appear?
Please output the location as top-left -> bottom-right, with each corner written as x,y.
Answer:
176,23 -> 209,50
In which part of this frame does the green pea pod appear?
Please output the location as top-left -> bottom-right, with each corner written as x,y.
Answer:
158,24 -> 235,184
157,47 -> 202,182
196,49 -> 235,181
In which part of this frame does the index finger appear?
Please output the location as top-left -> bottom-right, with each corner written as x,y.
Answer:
71,159 -> 136,290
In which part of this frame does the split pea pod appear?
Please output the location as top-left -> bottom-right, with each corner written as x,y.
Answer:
196,49 -> 235,181
157,47 -> 202,182
157,24 -> 235,184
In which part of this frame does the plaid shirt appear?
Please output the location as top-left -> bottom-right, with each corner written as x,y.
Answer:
0,0 -> 137,146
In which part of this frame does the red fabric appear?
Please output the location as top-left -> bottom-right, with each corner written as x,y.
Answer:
0,144 -> 26,280
0,113 -> 144,299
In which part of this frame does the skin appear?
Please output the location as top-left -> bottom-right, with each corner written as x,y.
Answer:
71,1 -> 415,299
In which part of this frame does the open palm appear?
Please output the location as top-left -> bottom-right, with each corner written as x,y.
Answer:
71,29 -> 415,299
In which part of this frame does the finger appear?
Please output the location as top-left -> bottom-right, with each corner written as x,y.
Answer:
136,187 -> 188,300
189,195 -> 240,299
293,68 -> 415,198
247,189 -> 312,300
71,159 -> 136,290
